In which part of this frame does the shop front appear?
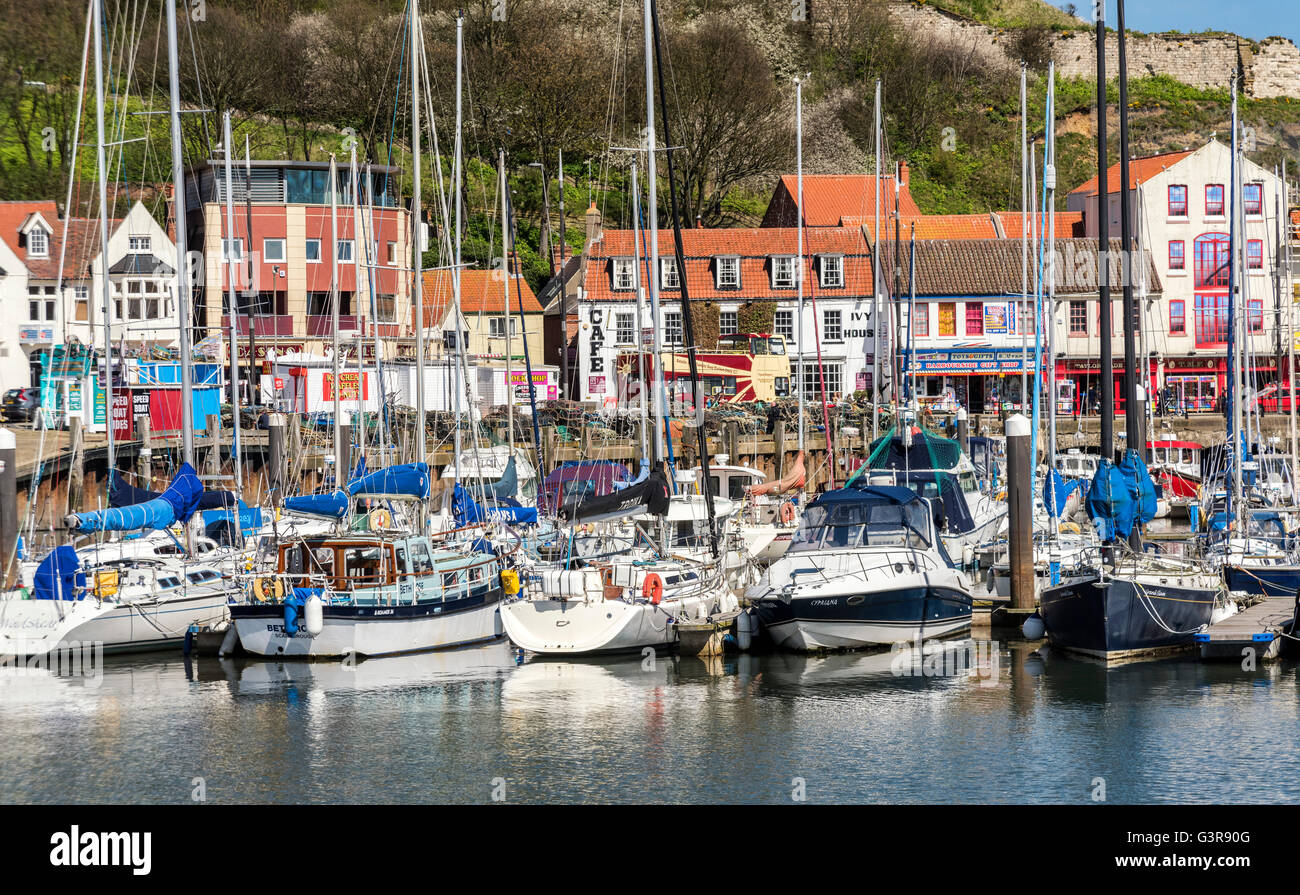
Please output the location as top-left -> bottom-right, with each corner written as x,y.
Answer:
901,347 -> 1033,414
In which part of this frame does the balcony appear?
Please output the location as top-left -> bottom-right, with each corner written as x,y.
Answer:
222,315 -> 295,337
307,315 -> 364,337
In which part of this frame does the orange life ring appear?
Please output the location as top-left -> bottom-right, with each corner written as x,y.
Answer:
642,572 -> 663,605
779,501 -> 796,525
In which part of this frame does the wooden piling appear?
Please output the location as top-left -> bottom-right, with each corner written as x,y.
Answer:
135,415 -> 152,490
67,416 -> 84,515
0,429 -> 16,588
1006,414 -> 1034,613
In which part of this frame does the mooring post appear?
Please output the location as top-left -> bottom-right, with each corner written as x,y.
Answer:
135,415 -> 152,491
0,428 -> 16,588
775,420 -> 787,478
205,414 -> 221,476
1007,413 -> 1035,612
957,406 -> 969,456
67,416 -> 84,515
267,413 -> 286,507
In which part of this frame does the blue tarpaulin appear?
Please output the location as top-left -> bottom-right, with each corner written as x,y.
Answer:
32,545 -> 84,601
283,490 -> 349,519
348,462 -> 430,500
1042,468 -> 1083,518
65,463 -> 204,532
1087,454 -> 1154,541
453,484 -> 538,526
1118,449 -> 1158,529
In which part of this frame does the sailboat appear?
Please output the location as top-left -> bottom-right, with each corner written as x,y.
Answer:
1037,2 -> 1229,658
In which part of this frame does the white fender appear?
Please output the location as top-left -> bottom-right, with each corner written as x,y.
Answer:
304,594 -> 324,637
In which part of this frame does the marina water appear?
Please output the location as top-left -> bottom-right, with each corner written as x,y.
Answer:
1,640 -> 1297,804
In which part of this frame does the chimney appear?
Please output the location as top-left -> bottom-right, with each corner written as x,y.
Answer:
695,214 -> 704,229
898,161 -> 910,189
584,201 -> 602,252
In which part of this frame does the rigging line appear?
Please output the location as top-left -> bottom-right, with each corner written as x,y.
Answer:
180,0 -> 210,157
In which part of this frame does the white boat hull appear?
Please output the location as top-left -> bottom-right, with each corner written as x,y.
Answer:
0,590 -> 229,657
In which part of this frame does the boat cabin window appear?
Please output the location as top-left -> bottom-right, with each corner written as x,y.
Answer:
309,546 -> 335,580
708,474 -> 753,499
410,542 -> 433,574
343,546 -> 386,588
159,576 -> 180,589
186,569 -> 218,583
284,546 -> 305,575
790,500 -> 932,552
395,546 -> 409,574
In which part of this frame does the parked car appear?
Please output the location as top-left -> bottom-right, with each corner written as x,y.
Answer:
0,387 -> 39,423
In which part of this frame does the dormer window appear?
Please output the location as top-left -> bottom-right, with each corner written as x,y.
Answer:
771,255 -> 796,288
612,257 -> 635,291
715,256 -> 740,289
660,257 -> 679,290
28,228 -> 48,258
128,235 -> 151,253
819,254 -> 844,288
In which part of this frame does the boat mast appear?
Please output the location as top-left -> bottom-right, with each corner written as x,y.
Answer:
410,0 -> 427,476
1285,159 -> 1298,494
1117,1 -> 1141,550
221,112 -> 243,508
500,149 -> 514,455
631,159 -> 650,462
642,0 -> 665,468
92,0 -> 116,481
1228,76 -> 1244,535
796,74 -> 805,454
329,154 -> 344,500
1045,63 -> 1059,546
648,0 -> 719,556
1020,63 -> 1028,409
452,11 -> 464,491
350,144 -> 366,466
165,0 -> 195,469
1095,3 -> 1113,466
872,79 -> 882,442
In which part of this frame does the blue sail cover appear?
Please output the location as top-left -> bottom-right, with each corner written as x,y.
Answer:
453,484 -> 538,526
1042,468 -> 1083,518
32,545 -> 85,601
110,475 -> 236,510
1086,458 -> 1136,541
66,463 -> 204,532
613,460 -> 650,491
1118,449 -> 1158,528
348,462 -> 430,500
283,490 -> 349,519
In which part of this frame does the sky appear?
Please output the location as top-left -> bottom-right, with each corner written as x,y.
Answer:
1071,0 -> 1300,45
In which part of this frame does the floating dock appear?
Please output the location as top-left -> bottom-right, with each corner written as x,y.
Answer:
1196,595 -> 1296,661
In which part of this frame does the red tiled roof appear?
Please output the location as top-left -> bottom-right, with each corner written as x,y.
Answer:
765,174 -> 922,227
582,226 -> 872,303
418,268 -> 542,327
1068,150 -> 1194,197
995,211 -> 1086,240
860,214 -> 1000,241
0,201 -> 58,262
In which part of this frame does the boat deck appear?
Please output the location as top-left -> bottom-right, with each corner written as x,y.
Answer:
1196,595 -> 1296,661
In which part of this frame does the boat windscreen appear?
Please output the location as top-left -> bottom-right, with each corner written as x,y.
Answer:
789,499 -> 931,552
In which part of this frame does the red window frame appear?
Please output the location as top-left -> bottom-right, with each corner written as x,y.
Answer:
1194,233 -> 1231,287
1194,294 -> 1230,347
912,303 -> 928,337
1168,184 -> 1187,217
1168,299 -> 1185,335
1244,183 -> 1262,216
1168,240 -> 1185,270
1068,300 -> 1087,336
1205,184 -> 1225,216
1247,239 -> 1264,269
965,302 -> 983,336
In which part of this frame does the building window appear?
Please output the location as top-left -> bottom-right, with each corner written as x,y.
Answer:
375,294 -> 396,322
1248,299 -> 1263,333
965,302 -> 983,336
800,361 -> 843,402
664,311 -> 683,344
1205,184 -> 1224,217
771,256 -> 796,288
1069,300 -> 1087,336
1247,239 -> 1264,270
305,238 -> 321,262
336,240 -> 353,263
819,255 -> 844,288
612,257 -> 635,291
387,241 -> 397,265
716,256 -> 740,289
1194,294 -> 1230,346
128,235 -> 150,253
73,284 -> 89,322
1244,183 -> 1263,216
27,228 -> 48,257
912,303 -> 928,337
222,238 -> 243,262
719,310 -> 738,336
937,302 -> 956,337
774,309 -> 793,340
1169,300 -> 1185,335
263,238 -> 286,263
1017,301 -> 1036,334
1168,184 -> 1187,217
488,316 -> 517,338
1194,233 -> 1230,287
615,312 -> 635,345
823,309 -> 843,341
660,257 -> 679,290
1168,240 -> 1185,270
